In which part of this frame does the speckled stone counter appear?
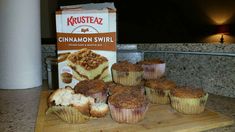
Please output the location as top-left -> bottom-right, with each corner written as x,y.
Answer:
137,43 -> 235,53
0,87 -> 41,132
0,82 -> 234,132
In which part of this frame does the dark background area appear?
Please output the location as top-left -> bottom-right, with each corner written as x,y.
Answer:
48,0 -> 235,43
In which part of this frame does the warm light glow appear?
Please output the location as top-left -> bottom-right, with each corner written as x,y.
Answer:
196,0 -> 235,25
206,9 -> 234,25
193,0 -> 235,43
202,34 -> 235,43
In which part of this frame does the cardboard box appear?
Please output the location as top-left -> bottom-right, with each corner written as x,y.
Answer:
56,3 -> 116,88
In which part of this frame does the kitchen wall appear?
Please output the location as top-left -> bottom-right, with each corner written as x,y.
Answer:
41,1 -> 235,43
41,0 -> 57,38
41,43 -> 235,97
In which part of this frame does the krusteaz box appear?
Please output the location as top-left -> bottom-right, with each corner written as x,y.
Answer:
56,3 -> 116,88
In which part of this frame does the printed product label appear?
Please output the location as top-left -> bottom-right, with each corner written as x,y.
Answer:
56,3 -> 116,89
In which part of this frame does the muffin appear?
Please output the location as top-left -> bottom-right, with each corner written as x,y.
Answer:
74,80 -> 107,103
71,95 -> 109,118
105,82 -> 121,95
90,102 -> 109,118
61,72 -> 73,83
108,91 -> 149,123
107,83 -> 145,96
47,87 -> 109,123
138,59 -> 165,79
70,94 -> 93,116
47,87 -> 92,123
169,87 -> 208,114
111,61 -> 143,86
48,86 -> 74,106
145,78 -> 176,104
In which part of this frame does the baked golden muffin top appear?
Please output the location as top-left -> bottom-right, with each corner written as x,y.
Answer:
74,80 -> 106,96
108,91 -> 148,109
112,61 -> 143,72
145,79 -> 176,90
107,84 -> 143,95
138,58 -> 165,65
170,87 -> 206,98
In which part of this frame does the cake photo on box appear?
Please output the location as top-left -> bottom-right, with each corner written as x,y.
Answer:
67,48 -> 109,81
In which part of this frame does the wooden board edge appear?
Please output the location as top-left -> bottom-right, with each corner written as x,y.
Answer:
177,120 -> 234,132
205,108 -> 234,124
35,91 -> 50,132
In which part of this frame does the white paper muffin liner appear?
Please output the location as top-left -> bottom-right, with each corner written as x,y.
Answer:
112,69 -> 143,86
46,106 -> 92,123
169,93 -> 209,114
142,63 -> 165,80
108,102 -> 149,124
145,87 -> 170,104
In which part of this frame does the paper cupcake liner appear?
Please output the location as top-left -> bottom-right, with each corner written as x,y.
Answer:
108,102 -> 149,124
46,106 -> 92,123
145,87 -> 170,104
142,64 -> 165,80
112,69 -> 143,86
169,93 -> 209,114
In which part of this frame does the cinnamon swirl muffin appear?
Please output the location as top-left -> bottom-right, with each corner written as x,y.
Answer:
47,86 -> 109,123
107,84 -> 144,96
169,87 -> 208,114
108,91 -> 149,123
111,61 -> 143,86
145,78 -> 176,104
74,79 -> 107,103
138,58 -> 165,79
47,87 -> 92,123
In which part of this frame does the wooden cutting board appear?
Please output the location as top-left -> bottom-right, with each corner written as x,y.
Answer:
35,91 -> 234,132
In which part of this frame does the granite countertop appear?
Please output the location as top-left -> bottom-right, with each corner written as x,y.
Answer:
0,82 -> 234,132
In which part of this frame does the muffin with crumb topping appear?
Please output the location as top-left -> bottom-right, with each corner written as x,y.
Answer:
111,61 -> 143,86
47,87 -> 93,123
74,80 -> 107,103
107,83 -> 145,96
138,58 -> 165,79
108,91 -> 149,123
169,87 -> 208,114
145,78 -> 176,104
47,86 -> 109,123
